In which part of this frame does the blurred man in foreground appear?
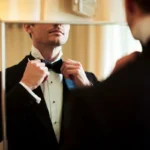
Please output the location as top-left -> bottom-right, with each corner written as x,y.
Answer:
63,0 -> 150,149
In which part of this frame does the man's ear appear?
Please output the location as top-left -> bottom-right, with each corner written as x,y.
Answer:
23,24 -> 33,34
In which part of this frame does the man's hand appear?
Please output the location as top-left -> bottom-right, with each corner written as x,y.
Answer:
61,59 -> 91,87
21,59 -> 49,90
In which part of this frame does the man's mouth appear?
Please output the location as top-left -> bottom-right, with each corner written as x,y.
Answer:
49,29 -> 64,35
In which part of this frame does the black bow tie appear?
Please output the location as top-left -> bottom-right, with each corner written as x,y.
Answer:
41,59 -> 63,74
28,54 -> 63,74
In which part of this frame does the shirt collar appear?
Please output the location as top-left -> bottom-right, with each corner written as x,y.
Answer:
30,45 -> 63,63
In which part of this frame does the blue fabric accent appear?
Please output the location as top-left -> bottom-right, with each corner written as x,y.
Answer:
65,79 -> 76,90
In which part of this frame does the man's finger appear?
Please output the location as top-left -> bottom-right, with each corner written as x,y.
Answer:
64,59 -> 81,65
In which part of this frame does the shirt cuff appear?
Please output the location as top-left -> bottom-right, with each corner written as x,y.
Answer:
19,82 -> 41,104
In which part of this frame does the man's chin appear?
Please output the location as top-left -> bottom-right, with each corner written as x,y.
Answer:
48,41 -> 64,47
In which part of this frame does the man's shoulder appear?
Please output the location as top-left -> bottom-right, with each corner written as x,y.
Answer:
85,71 -> 98,85
0,55 -> 29,82
6,55 -> 29,73
85,71 -> 94,76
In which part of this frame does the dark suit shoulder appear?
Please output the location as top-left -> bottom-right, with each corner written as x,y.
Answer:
6,55 -> 28,73
85,71 -> 98,85
5,56 -> 29,89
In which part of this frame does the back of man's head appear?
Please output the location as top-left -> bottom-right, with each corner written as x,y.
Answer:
134,0 -> 150,13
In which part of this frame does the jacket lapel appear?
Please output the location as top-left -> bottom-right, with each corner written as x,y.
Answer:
33,78 -> 77,144
59,77 -> 77,145
32,87 -> 56,135
32,78 -> 76,135
33,77 -> 77,145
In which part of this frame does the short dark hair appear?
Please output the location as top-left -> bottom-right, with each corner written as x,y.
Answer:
135,0 -> 150,13
28,24 -> 34,38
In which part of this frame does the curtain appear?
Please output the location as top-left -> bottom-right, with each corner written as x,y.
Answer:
0,23 -> 142,150
63,24 -> 142,80
0,23 -> 142,80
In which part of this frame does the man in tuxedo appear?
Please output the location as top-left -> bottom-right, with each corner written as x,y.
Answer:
63,0 -> 150,149
0,24 -> 98,150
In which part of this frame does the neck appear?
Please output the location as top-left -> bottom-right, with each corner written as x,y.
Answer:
33,44 -> 62,62
132,15 -> 150,45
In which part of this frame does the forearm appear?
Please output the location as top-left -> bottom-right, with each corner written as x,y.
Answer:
0,83 -> 38,141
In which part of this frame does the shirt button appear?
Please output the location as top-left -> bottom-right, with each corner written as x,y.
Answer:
54,121 -> 57,124
53,101 -> 55,103
50,81 -> 53,83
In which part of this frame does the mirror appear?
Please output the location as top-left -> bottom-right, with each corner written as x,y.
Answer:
0,0 -> 143,150
0,23 -> 142,150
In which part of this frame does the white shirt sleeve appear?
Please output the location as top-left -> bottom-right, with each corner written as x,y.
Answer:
19,82 -> 41,104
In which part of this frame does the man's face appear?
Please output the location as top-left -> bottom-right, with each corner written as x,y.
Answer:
124,0 -> 133,28
27,24 -> 70,46
124,0 -> 143,29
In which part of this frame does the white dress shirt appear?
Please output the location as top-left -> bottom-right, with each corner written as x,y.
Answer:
20,45 -> 63,142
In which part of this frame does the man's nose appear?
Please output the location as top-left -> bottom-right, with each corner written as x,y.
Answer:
54,24 -> 62,27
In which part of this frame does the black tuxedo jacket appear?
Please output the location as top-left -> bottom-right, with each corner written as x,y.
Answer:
0,55 -> 98,150
63,42 -> 150,150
